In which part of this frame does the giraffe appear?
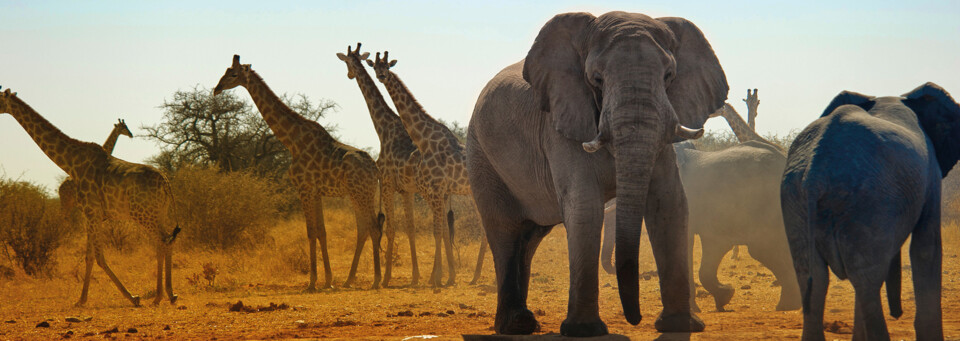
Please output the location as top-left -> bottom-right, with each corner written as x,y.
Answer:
60,119 -> 133,231
710,102 -> 785,153
0,87 -> 180,307
337,43 -> 422,287
213,55 -> 384,290
744,88 -> 759,130
371,51 -> 486,287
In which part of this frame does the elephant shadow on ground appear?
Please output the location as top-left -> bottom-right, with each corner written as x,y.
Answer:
462,333 -> 630,341
653,332 -> 692,341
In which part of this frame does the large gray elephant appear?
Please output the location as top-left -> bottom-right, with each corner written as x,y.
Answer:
466,11 -> 728,336
781,83 -> 960,341
601,141 -> 801,313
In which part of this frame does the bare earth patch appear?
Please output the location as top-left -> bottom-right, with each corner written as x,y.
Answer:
1,218 -> 959,340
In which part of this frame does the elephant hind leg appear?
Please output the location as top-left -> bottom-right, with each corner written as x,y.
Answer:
698,239 -> 735,312
849,280 -> 889,341
748,240 -> 801,311
797,252 -> 829,341
910,206 -> 943,340
490,220 -> 552,335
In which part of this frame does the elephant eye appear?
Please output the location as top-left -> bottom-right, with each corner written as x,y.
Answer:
592,72 -> 603,86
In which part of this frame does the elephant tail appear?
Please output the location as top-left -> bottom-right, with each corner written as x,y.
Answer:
886,250 -> 903,319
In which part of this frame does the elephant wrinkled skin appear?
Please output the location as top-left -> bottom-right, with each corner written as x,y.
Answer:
466,11 -> 728,336
781,83 -> 960,341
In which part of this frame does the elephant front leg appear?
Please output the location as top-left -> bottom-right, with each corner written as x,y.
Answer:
559,197 -> 608,337
644,156 -> 704,332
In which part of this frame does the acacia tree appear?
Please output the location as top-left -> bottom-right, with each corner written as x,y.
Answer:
143,86 -> 337,180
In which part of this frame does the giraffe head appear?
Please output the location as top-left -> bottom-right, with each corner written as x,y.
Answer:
0,87 -> 19,114
213,55 -> 252,96
744,88 -> 759,112
369,51 -> 397,84
335,42 -> 371,80
114,119 -> 133,138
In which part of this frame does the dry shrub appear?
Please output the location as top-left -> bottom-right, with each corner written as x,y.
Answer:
0,178 -> 69,276
169,166 -> 281,250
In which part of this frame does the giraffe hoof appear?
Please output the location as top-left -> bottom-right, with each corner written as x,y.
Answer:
152,298 -> 162,306
169,294 -> 179,305
304,287 -> 319,294
131,296 -> 142,307
74,301 -> 87,308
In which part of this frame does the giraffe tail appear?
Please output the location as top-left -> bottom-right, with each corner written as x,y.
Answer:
164,225 -> 181,244
376,177 -> 385,233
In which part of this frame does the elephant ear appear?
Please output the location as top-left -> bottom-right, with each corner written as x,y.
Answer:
523,12 -> 598,143
902,82 -> 960,176
658,17 -> 729,130
821,91 -> 875,117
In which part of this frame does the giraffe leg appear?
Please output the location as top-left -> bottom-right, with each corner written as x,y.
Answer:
343,197 -> 369,288
402,192 -> 420,287
153,243 -> 164,306
443,196 -> 457,287
76,233 -> 95,307
426,194 -> 445,287
165,244 -> 177,304
470,228 -> 488,285
381,185 -> 397,287
95,248 -> 140,307
315,199 -> 334,290
301,194 -> 320,292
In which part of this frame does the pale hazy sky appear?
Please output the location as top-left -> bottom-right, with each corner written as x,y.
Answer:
1,0 -> 958,190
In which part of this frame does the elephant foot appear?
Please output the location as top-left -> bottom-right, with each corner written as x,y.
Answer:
495,308 -> 540,335
713,285 -> 735,312
654,312 -> 705,333
560,318 -> 609,337
129,295 -> 142,308
169,294 -> 178,305
776,296 -> 801,311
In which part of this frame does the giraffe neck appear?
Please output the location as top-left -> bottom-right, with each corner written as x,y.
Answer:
747,105 -> 758,130
351,63 -> 409,146
240,70 -> 335,155
382,71 -> 460,152
720,106 -> 767,143
102,126 -> 124,154
4,96 -> 99,175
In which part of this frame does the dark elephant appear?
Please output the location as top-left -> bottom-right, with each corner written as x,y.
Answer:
467,11 -> 728,336
781,83 -> 960,341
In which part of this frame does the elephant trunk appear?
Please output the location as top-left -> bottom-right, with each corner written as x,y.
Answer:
613,118 -> 662,326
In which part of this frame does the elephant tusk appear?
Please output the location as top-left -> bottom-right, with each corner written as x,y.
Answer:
582,132 -> 606,153
675,124 -> 704,140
